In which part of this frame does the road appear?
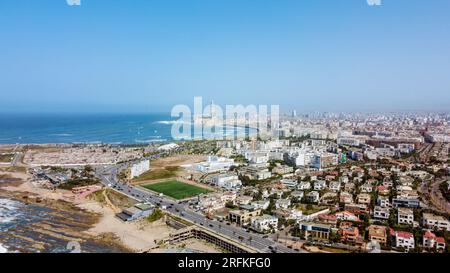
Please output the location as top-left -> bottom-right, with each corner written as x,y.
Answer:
95,161 -> 304,253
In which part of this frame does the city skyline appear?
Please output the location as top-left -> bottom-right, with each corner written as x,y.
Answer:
1,0 -> 450,113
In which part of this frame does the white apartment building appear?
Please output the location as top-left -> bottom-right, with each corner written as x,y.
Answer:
275,199 -> 291,209
397,208 -> 414,225
395,231 -> 415,251
251,215 -> 279,233
422,213 -> 450,231
329,181 -> 341,192
373,206 -> 390,221
130,160 -> 150,178
208,173 -> 242,190
298,181 -> 311,190
313,180 -> 327,191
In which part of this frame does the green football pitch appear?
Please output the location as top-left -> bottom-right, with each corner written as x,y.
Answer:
142,180 -> 211,199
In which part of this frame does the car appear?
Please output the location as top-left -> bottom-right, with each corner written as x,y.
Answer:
209,224 -> 214,228
226,223 -> 231,225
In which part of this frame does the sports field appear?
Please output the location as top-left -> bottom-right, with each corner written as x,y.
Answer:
142,180 -> 211,199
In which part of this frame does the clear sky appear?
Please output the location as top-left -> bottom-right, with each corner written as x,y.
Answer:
1,0 -> 450,113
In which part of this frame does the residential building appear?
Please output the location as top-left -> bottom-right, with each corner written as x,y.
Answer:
329,181 -> 341,192
298,222 -> 332,241
314,180 -> 327,191
423,230 -> 446,251
373,206 -> 390,221
306,191 -> 320,203
272,165 -> 294,175
251,200 -> 270,210
335,211 -> 360,222
275,199 -> 291,209
130,160 -> 150,178
280,179 -> 298,188
228,209 -> 262,226
395,231 -> 415,251
368,225 -> 388,245
251,215 -> 278,233
397,208 -> 414,225
340,192 -> 353,204
239,165 -> 272,181
208,173 -> 242,190
422,213 -> 450,231
357,193 -> 371,205
377,196 -> 390,208
298,181 -> 311,190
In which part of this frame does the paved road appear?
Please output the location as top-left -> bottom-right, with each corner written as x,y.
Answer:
95,162 -> 304,253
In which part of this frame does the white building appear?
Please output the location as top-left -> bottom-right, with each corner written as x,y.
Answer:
208,173 -> 242,190
395,231 -> 415,251
280,179 -> 298,188
239,166 -> 272,181
251,215 -> 278,233
244,152 -> 269,164
313,180 -> 327,191
422,213 -> 450,231
275,199 -> 291,209
423,230 -> 446,251
329,181 -> 341,192
298,181 -> 311,190
397,208 -> 414,225
130,160 -> 150,178
306,191 -> 320,203
195,156 -> 236,173
373,206 -> 390,221
251,200 -> 270,210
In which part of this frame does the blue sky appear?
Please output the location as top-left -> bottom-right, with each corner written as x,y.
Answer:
0,0 -> 449,113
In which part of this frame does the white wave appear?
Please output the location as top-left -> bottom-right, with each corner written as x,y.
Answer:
0,198 -> 22,224
155,120 -> 191,125
134,139 -> 167,144
50,133 -> 73,137
0,243 -> 8,253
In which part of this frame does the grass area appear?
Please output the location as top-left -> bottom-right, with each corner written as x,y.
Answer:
142,180 -> 211,200
296,204 -> 328,215
133,166 -> 180,182
0,154 -> 14,163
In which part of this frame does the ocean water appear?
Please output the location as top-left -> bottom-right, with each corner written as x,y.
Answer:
0,113 -> 255,145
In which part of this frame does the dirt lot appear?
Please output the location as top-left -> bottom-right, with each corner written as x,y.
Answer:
132,155 -> 206,184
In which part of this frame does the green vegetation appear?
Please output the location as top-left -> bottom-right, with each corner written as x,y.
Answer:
59,177 -> 100,190
440,182 -> 450,203
146,209 -> 164,223
89,189 -> 107,204
142,180 -> 211,199
59,165 -> 99,190
296,204 -> 327,215
133,166 -> 180,181
0,154 -> 14,163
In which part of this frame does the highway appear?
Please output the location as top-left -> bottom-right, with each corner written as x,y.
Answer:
95,162 -> 304,253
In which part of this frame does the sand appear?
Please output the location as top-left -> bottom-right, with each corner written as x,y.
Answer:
79,200 -> 176,252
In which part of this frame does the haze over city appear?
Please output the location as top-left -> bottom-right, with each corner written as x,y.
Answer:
1,0 -> 450,113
